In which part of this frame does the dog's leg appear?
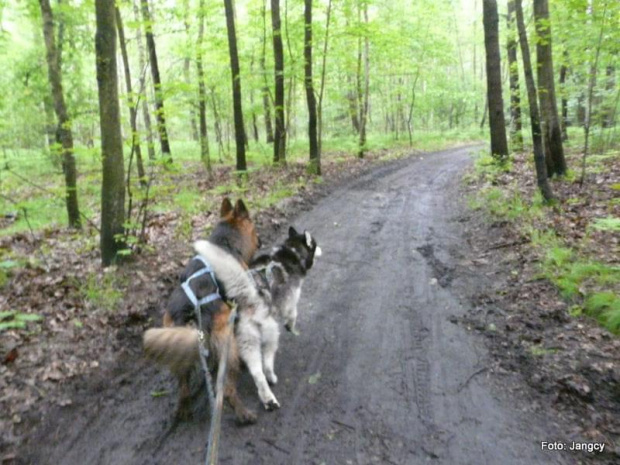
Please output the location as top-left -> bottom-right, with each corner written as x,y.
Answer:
261,317 -> 280,385
211,305 -> 257,425
237,317 -> 280,410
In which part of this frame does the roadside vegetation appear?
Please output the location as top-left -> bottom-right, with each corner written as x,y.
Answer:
467,129 -> 620,334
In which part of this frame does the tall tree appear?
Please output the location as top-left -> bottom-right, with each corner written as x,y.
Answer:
196,0 -> 211,173
39,0 -> 80,228
357,2 -> 370,159
317,0 -> 333,157
304,0 -> 319,174
559,52 -> 569,141
141,0 -> 172,162
271,0 -> 286,164
132,0 -> 155,160
534,0 -> 566,177
223,0 -> 247,171
95,0 -> 126,265
261,0 -> 274,144
182,0 -> 199,142
116,6 -> 146,187
506,0 -> 523,152
515,0 -> 553,201
482,0 -> 508,160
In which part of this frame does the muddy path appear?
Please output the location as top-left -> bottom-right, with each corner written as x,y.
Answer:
22,147 -> 568,465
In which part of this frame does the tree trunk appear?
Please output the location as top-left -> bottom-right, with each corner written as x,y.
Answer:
506,0 -> 523,152
602,66 -> 615,128
482,0 -> 508,160
260,0 -> 274,144
534,0 -> 566,177
223,0 -> 247,171
182,0 -> 199,142
304,0 -> 319,174
515,0 -> 553,201
96,0 -> 126,265
559,53 -> 569,141
357,4 -> 369,159
116,7 -> 146,187
271,0 -> 286,164
197,0 -> 211,173
317,0 -> 332,157
39,0 -> 80,228
141,0 -> 172,162
132,0 -> 155,161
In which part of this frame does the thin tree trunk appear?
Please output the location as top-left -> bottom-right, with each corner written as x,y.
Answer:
183,0 -> 199,142
141,0 -> 172,162
210,89 -> 226,161
602,65 -> 615,128
581,2 -> 608,185
317,0 -> 332,157
559,52 -> 569,141
534,0 -> 566,177
261,0 -> 274,144
39,0 -> 80,228
304,0 -> 319,174
223,0 -> 247,171
196,0 -> 211,173
506,0 -> 523,152
133,0 -> 155,161
515,0 -> 553,201
116,7 -> 146,187
271,0 -> 286,164
482,0 -> 508,160
96,0 -> 125,265
357,4 -> 369,159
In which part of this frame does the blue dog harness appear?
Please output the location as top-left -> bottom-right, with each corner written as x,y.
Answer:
181,255 -> 222,309
181,254 -> 220,409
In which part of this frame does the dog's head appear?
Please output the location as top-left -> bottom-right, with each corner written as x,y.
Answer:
217,198 -> 261,264
286,226 -> 322,271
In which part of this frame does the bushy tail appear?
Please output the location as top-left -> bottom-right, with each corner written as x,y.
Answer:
143,327 -> 199,375
193,240 -> 261,308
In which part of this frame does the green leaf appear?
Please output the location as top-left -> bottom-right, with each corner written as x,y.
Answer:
0,311 -> 16,321
15,313 -> 43,322
0,260 -> 19,269
150,390 -> 170,398
0,321 -> 27,331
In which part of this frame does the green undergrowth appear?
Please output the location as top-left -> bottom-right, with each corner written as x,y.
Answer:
1,129 -> 483,237
468,149 -> 620,334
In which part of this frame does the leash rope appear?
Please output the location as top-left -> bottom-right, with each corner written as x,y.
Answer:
182,255 -> 220,411
206,303 -> 237,465
180,255 -> 240,465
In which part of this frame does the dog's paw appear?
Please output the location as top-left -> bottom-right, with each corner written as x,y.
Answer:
235,409 -> 258,426
264,398 -> 280,411
266,372 -> 278,385
284,323 -> 300,336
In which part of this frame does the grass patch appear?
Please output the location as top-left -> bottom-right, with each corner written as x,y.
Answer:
77,270 -> 125,311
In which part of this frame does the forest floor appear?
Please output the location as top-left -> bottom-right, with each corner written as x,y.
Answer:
0,143 -> 618,464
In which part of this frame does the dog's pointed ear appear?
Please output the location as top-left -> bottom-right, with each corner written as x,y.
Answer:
220,198 -> 234,217
288,226 -> 299,238
234,199 -> 250,219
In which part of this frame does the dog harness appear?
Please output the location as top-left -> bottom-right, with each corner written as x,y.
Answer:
181,255 -> 219,410
181,255 -> 222,309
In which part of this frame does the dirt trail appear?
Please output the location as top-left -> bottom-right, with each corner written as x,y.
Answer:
22,147 -> 567,465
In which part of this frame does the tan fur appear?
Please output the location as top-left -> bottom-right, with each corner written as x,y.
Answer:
143,327 -> 200,376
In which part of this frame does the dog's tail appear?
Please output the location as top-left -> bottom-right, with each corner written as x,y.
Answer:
143,327 -> 200,375
193,240 -> 261,308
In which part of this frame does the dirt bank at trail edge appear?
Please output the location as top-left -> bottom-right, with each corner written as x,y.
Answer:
20,147 -> 579,465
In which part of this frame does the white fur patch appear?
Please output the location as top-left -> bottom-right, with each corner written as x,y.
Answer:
314,246 -> 322,257
305,231 -> 312,248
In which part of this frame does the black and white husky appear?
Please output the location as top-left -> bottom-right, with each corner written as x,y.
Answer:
194,227 -> 321,410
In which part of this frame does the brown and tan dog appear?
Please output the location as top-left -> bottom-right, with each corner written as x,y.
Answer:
144,198 -> 260,424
